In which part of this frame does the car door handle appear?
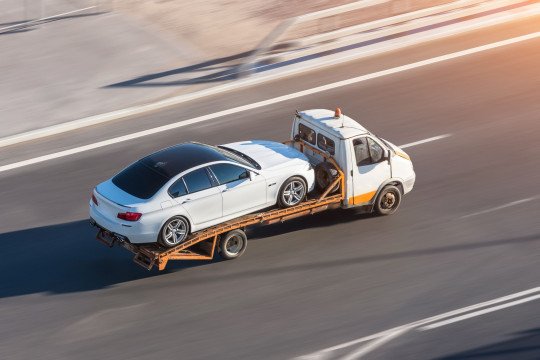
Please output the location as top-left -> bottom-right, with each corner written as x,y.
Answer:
222,189 -> 228,193
181,198 -> 192,204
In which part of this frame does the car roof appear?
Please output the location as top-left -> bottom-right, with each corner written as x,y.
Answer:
298,109 -> 369,139
142,142 -> 228,178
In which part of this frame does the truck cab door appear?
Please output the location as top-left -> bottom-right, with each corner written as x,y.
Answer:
349,136 -> 391,205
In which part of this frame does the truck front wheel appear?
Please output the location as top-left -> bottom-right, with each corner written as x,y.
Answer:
374,185 -> 402,215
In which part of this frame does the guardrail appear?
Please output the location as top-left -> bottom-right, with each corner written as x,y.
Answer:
236,0 -> 508,77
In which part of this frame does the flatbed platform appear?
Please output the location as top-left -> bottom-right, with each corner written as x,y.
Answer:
95,139 -> 345,271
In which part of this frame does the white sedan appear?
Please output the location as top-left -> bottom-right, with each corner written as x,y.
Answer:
90,140 -> 315,247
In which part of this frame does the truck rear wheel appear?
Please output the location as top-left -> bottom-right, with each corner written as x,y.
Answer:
374,185 -> 402,215
219,229 -> 247,260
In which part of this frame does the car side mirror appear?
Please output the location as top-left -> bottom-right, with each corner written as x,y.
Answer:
382,149 -> 391,163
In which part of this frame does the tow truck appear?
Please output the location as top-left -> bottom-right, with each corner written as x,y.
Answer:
95,108 -> 415,270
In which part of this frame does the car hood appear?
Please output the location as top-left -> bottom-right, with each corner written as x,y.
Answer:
221,140 -> 310,170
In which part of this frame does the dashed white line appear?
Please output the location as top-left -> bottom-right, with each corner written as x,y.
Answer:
399,134 -> 452,148
460,196 -> 539,219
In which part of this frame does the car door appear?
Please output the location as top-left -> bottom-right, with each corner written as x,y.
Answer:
350,136 -> 391,205
209,163 -> 267,217
170,167 -> 223,225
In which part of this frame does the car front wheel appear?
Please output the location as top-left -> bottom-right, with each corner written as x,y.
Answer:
159,216 -> 190,248
278,176 -> 307,208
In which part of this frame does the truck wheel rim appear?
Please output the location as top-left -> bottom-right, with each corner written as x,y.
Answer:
283,180 -> 305,206
163,219 -> 187,245
381,191 -> 396,209
226,235 -> 243,255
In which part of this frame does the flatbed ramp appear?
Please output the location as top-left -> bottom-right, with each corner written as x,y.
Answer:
97,192 -> 343,270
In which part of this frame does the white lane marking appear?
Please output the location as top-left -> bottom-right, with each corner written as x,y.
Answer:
399,134 -> 452,148
0,6 -> 97,32
0,132 -> 449,174
339,326 -> 412,360
1,31 -> 538,173
460,196 -> 539,219
420,293 -> 540,331
295,286 -> 540,359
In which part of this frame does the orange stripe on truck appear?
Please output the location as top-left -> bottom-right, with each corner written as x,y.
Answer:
350,190 -> 376,205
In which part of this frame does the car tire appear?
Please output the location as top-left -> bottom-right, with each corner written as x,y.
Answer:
373,185 -> 402,215
219,229 -> 247,260
277,176 -> 307,208
159,216 -> 190,248
315,162 -> 339,193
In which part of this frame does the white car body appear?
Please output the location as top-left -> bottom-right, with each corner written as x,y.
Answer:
90,140 -> 315,244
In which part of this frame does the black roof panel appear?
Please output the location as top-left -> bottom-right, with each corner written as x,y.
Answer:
140,142 -> 228,179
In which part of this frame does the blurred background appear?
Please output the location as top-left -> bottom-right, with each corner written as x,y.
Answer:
0,1 -> 539,359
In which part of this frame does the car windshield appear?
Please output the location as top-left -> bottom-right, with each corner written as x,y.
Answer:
216,146 -> 261,170
112,160 -> 169,199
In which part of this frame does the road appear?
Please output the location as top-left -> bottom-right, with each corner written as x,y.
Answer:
0,17 -> 539,360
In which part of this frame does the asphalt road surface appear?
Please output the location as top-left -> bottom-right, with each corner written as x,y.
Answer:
0,17 -> 539,360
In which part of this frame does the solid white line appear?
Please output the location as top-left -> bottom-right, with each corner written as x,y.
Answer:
399,134 -> 452,149
0,32 -> 538,173
420,294 -> 540,330
339,326 -> 411,360
0,132 -> 448,174
460,197 -> 539,218
295,286 -> 540,359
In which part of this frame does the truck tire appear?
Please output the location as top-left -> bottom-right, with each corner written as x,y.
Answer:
219,229 -> 247,260
159,216 -> 190,248
315,162 -> 339,193
278,176 -> 307,208
373,185 -> 402,215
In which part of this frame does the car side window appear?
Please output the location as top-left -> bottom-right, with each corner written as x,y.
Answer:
183,168 -> 213,193
210,163 -> 249,184
368,138 -> 384,163
353,137 -> 371,166
168,178 -> 188,198
298,123 -> 316,144
317,133 -> 335,155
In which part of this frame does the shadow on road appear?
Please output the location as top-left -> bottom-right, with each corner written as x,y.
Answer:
439,328 -> 540,359
1,213 -> 538,297
0,220 -> 209,298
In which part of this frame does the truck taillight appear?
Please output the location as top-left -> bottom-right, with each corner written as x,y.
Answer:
117,212 -> 142,221
91,193 -> 99,206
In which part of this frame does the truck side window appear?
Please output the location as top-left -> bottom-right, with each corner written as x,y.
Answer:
317,134 -> 335,155
298,123 -> 316,144
367,138 -> 384,163
353,137 -> 370,166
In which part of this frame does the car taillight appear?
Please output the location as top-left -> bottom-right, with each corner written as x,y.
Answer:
91,193 -> 99,206
117,212 -> 142,221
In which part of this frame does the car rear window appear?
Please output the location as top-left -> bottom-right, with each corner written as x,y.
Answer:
112,161 -> 169,199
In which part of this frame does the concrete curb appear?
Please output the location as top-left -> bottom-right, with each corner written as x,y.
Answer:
0,2 -> 537,149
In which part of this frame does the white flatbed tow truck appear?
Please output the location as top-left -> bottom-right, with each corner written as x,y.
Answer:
95,108 -> 415,270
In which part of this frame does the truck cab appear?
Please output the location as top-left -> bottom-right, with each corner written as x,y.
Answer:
291,109 -> 415,213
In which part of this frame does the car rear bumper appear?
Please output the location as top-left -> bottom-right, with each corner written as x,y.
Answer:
89,202 -> 156,244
